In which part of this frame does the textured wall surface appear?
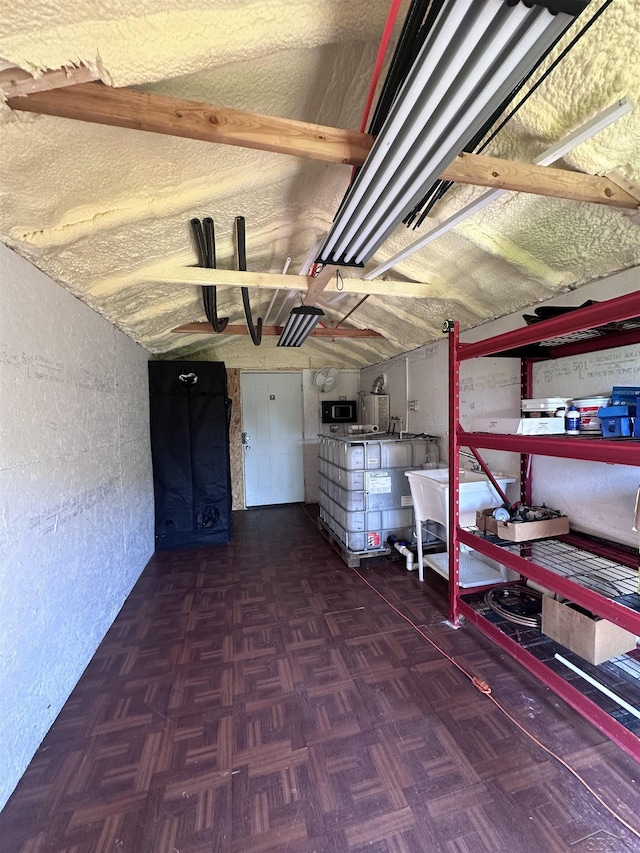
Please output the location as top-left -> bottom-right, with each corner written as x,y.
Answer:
0,243 -> 154,810
303,368 -> 360,504
364,266 -> 640,547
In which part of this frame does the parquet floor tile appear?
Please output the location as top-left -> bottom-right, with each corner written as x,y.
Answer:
1,504 -> 639,852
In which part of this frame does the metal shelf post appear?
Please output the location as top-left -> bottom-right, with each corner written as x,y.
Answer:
447,319 -> 461,625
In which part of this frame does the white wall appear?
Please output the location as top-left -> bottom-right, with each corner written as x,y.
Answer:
0,244 -> 154,810
303,368 -> 360,502
361,266 -> 640,547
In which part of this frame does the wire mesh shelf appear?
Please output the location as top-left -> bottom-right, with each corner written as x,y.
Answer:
468,531 -> 639,601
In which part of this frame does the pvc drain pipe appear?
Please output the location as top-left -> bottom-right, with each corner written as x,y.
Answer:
393,541 -> 415,572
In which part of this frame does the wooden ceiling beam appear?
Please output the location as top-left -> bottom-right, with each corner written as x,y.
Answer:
0,65 -> 98,98
172,321 -> 383,338
443,152 -> 638,209
7,81 -> 372,167
306,264 -> 339,304
8,82 -> 636,209
144,264 -> 435,299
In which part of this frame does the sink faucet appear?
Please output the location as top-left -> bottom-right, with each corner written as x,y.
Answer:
459,451 -> 482,472
390,416 -> 406,437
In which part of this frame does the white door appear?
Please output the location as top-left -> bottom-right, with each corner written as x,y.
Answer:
241,372 -> 305,507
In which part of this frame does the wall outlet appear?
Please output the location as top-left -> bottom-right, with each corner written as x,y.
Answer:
409,400 -> 420,411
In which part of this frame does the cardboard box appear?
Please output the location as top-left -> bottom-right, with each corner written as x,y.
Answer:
542,595 -> 636,665
472,417 -> 565,435
476,508 -> 569,542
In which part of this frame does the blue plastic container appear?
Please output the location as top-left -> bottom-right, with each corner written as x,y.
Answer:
611,386 -> 640,417
598,405 -> 632,437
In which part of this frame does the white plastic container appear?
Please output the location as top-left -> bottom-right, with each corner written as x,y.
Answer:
472,417 -> 565,435
572,396 -> 610,432
521,397 -> 571,417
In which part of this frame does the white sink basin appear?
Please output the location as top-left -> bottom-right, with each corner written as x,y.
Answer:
405,468 -> 516,529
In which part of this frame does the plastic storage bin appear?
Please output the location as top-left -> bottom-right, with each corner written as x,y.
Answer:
610,386 -> 640,416
572,396 -> 610,432
521,397 -> 571,416
598,405 -> 632,437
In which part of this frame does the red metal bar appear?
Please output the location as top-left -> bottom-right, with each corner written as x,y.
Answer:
521,359 -> 533,507
448,322 -> 461,625
358,0 -> 403,133
459,437 -> 509,505
458,528 -> 640,633
459,290 -> 640,360
458,599 -> 640,762
560,531 -> 637,569
458,429 -> 640,466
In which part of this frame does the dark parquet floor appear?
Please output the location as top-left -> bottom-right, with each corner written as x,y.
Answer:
2,505 -> 640,852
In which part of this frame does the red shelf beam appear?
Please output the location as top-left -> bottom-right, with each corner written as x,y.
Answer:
458,289 -> 640,360
458,599 -> 640,762
458,428 -> 640,466
561,531 -> 636,568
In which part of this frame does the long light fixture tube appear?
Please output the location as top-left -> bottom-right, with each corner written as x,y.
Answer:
317,0 -> 587,267
346,6 -> 567,263
364,96 -> 633,279
277,305 -> 325,347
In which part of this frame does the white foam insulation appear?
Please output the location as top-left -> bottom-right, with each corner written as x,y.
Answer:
0,0 -> 639,368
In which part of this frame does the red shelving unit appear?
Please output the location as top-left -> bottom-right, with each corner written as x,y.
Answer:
446,288 -> 640,760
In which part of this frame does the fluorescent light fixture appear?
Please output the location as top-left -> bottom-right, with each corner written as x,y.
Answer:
277,305 -> 325,347
317,0 -> 589,267
365,96 -> 633,279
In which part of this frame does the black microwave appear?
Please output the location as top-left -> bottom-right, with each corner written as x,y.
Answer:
321,400 -> 357,424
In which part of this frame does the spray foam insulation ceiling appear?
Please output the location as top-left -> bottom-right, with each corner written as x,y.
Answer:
0,0 -> 639,369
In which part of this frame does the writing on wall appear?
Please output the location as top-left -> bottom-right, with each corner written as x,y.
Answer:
538,345 -> 640,389
460,369 -> 519,411
424,343 -> 438,360
1,344 -> 113,392
27,481 -> 118,536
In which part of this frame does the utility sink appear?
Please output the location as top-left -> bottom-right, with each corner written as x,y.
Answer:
405,468 -> 515,530
404,467 -> 516,586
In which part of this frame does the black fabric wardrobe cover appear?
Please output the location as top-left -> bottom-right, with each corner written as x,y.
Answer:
149,360 -> 232,550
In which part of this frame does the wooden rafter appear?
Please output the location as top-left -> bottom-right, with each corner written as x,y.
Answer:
7,81 -> 372,167
306,264 -> 339,303
7,81 -> 638,210
172,322 -> 383,338
444,152 -> 637,208
142,265 -> 435,300
0,65 -> 98,98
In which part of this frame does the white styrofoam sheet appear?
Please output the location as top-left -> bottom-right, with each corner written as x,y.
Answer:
0,243 -> 153,810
